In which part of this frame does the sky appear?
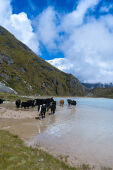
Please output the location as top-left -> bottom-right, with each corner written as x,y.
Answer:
0,0 -> 113,83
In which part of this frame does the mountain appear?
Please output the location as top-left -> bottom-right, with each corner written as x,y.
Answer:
88,87 -> 113,98
82,82 -> 113,89
0,26 -> 86,96
82,82 -> 113,98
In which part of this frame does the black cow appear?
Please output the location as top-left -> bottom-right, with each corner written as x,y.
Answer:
15,99 -> 21,108
35,98 -> 54,110
26,100 -> 35,107
37,104 -> 40,112
0,99 -> 4,104
39,104 -> 47,118
48,101 -> 56,114
50,101 -> 56,114
21,102 -> 29,109
67,99 -> 77,106
34,98 -> 54,105
21,100 -> 35,109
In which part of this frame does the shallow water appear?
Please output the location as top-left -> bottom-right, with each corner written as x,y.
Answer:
0,98 -> 113,169
27,97 -> 113,169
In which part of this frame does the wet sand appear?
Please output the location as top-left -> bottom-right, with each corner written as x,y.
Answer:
0,99 -> 113,169
0,102 -> 51,141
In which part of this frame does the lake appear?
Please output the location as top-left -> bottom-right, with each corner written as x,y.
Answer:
28,97 -> 113,169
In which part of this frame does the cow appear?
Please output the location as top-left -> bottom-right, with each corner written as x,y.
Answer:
39,104 -> 47,119
60,100 -> 64,106
48,101 -> 56,114
34,98 -> 54,106
67,99 -> 77,106
15,99 -> 21,108
26,100 -> 35,107
35,98 -> 55,112
37,104 -> 40,112
0,99 -> 4,104
20,100 -> 35,109
21,102 -> 30,109
50,101 -> 56,114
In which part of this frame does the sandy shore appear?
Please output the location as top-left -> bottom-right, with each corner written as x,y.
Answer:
0,103 -> 52,141
0,107 -> 39,119
0,105 -> 98,169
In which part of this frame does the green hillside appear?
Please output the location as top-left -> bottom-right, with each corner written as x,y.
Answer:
0,26 -> 85,96
90,87 -> 113,98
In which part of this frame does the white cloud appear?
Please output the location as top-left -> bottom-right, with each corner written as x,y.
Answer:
60,0 -> 99,33
49,17 -> 113,83
10,13 -> 39,52
59,15 -> 113,83
0,0 -> 40,53
36,7 -> 59,50
0,0 -> 12,25
45,1 -> 113,83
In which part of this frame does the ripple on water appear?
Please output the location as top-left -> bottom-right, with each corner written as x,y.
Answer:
28,98 -> 113,168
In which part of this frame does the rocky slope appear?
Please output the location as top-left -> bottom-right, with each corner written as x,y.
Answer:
0,26 -> 85,96
89,87 -> 113,98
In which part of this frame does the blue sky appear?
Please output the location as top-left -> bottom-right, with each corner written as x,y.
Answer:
11,0 -> 79,16
0,0 -> 113,83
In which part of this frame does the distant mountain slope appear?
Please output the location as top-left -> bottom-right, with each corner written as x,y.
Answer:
82,82 -> 113,89
0,26 -> 86,96
90,87 -> 113,98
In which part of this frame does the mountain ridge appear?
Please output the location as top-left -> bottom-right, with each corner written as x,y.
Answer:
82,82 -> 113,89
0,26 -> 86,96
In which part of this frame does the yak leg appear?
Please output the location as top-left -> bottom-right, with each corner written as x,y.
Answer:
38,105 -> 40,112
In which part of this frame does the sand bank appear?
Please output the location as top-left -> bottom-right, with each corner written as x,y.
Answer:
0,107 -> 38,119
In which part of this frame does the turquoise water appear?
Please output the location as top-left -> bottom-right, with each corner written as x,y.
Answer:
29,97 -> 113,169
55,97 -> 113,111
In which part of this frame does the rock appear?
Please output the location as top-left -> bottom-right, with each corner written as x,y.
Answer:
38,158 -> 44,162
1,73 -> 10,80
20,67 -> 26,73
0,82 -> 17,94
0,53 -> 14,65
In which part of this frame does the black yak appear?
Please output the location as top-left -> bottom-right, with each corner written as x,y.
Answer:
67,99 -> 77,106
0,99 -> 4,104
15,99 -> 21,108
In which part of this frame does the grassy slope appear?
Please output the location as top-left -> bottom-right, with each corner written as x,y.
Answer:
0,26 -> 85,96
0,130 -> 76,170
90,87 -> 113,98
0,92 -> 32,101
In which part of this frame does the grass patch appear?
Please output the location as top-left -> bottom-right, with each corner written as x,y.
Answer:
101,167 -> 112,170
0,92 -> 31,101
0,130 -> 77,170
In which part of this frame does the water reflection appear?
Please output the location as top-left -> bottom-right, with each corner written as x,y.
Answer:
28,98 -> 113,168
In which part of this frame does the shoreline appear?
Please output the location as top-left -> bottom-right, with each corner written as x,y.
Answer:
1,92 -> 113,102
0,104 -> 90,169
0,130 -> 76,170
0,107 -> 39,119
0,105 -> 80,169
0,100 -> 113,169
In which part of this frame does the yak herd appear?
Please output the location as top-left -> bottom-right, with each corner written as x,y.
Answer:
15,98 -> 57,119
0,97 -> 77,119
15,98 -> 77,119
